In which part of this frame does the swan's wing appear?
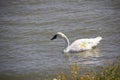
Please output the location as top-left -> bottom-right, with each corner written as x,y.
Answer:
68,39 -> 92,52
67,37 -> 102,52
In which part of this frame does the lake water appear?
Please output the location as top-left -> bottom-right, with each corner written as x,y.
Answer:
0,0 -> 120,80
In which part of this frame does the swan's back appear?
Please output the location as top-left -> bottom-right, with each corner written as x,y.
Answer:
66,36 -> 102,52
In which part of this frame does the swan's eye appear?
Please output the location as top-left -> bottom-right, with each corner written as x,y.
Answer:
51,35 -> 57,40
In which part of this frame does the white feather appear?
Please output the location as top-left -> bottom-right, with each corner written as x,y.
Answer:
51,32 -> 102,53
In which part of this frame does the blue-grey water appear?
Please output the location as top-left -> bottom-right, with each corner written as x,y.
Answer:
0,0 -> 120,80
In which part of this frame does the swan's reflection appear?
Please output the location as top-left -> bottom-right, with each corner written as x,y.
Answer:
64,48 -> 101,65
76,48 -> 100,58
65,48 -> 100,58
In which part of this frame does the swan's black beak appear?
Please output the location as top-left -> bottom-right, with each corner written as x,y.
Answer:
51,34 -> 57,40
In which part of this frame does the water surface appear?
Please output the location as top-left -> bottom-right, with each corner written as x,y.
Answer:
0,0 -> 120,80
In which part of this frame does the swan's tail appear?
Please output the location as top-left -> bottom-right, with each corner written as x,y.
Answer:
96,36 -> 102,41
95,36 -> 102,44
91,36 -> 102,47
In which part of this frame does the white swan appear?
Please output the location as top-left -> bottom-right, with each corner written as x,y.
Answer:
51,32 -> 102,53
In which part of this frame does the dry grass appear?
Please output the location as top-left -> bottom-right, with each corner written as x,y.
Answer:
53,57 -> 120,80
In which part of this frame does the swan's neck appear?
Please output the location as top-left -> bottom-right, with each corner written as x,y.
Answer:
63,36 -> 70,51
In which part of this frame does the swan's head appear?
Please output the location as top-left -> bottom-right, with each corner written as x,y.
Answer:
51,32 -> 66,40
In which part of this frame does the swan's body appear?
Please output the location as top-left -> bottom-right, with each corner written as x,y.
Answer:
51,32 -> 102,53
